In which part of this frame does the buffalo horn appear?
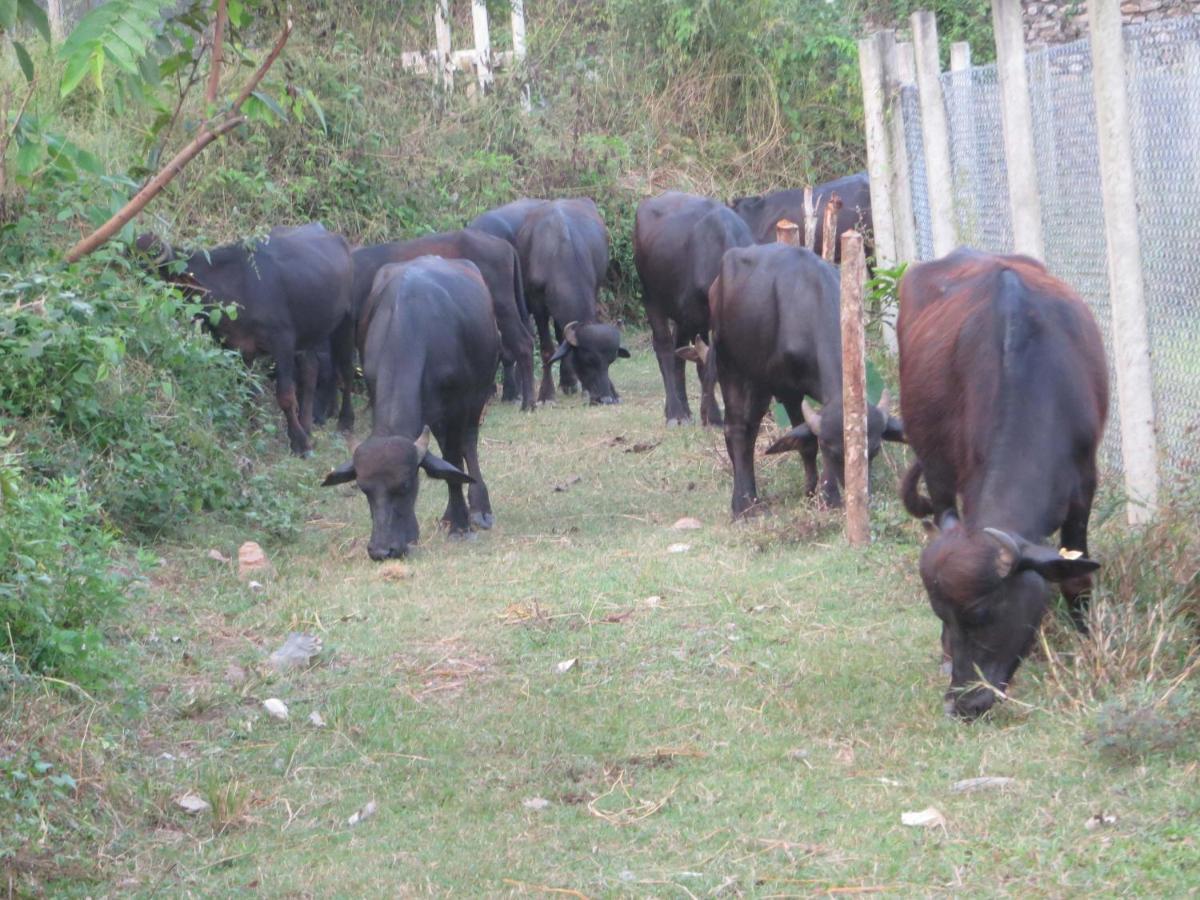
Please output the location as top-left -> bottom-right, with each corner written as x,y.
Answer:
801,398 -> 823,433
878,388 -> 891,417
564,321 -> 580,347
413,425 -> 432,462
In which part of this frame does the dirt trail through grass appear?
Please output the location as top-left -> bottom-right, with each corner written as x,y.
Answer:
11,338 -> 1199,897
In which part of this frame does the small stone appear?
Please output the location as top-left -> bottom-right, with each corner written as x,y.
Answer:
238,541 -> 269,578
263,698 -> 289,720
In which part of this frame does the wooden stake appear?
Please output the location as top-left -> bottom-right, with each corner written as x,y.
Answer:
840,230 -> 870,547
775,219 -> 800,247
802,187 -> 816,250
205,0 -> 227,106
821,192 -> 842,262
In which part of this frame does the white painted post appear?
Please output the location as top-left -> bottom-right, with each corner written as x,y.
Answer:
948,41 -> 977,245
511,0 -> 527,60
803,186 -> 817,250
1088,0 -> 1160,523
471,0 -> 494,92
896,41 -> 916,84
991,0 -> 1044,258
434,0 -> 454,91
858,31 -> 903,352
912,10 -> 958,258
881,31 -> 918,264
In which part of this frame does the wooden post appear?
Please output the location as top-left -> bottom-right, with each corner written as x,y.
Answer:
435,0 -> 454,91
912,10 -> 958,258
949,41 -> 977,245
775,219 -> 800,248
991,0 -> 1045,258
821,192 -> 842,262
840,230 -> 870,548
802,187 -> 816,250
1088,0 -> 1159,523
471,0 -> 494,92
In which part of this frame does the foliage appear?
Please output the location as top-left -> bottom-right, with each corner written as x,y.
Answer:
1088,684 -> 1199,762
0,445 -> 126,686
0,748 -> 80,861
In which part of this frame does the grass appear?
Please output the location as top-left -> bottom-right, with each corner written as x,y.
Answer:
4,338 -> 1199,897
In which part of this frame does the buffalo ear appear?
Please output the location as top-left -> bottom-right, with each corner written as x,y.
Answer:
322,461 -> 357,486
983,528 -> 1101,582
420,452 -> 475,485
882,416 -> 906,443
765,424 -> 815,455
548,341 -> 572,364
617,346 -> 631,358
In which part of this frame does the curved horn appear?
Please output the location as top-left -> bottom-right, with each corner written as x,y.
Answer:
413,425 -> 432,461
877,388 -> 891,418
801,398 -> 823,434
564,321 -> 580,347
693,336 -> 710,366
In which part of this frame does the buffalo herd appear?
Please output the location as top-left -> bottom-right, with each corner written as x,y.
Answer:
138,171 -> 1109,719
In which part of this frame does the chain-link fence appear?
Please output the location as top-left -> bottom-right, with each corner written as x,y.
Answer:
902,18 -> 1200,477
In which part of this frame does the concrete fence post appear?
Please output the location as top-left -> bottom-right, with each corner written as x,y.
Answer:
858,32 -> 898,269
1088,0 -> 1160,523
948,41 -> 977,245
912,10 -> 958,258
896,41 -> 916,85
435,0 -> 454,91
881,31 -> 919,264
991,0 -> 1045,258
471,0 -> 494,92
840,230 -> 870,548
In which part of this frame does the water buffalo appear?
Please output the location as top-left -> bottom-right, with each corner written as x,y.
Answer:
350,230 -> 535,411
898,249 -> 1108,719
137,223 -> 355,455
516,198 -> 628,404
634,191 -> 753,426
322,256 -> 499,560
730,172 -> 872,263
708,242 -> 904,517
468,199 -> 548,247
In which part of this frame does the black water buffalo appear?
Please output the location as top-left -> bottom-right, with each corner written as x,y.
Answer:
731,172 -> 872,263
709,243 -> 903,517
468,199 -> 547,247
898,249 -> 1108,719
322,256 -> 499,560
634,191 -> 754,426
137,223 -> 355,455
516,198 -> 628,404
350,230 -> 535,411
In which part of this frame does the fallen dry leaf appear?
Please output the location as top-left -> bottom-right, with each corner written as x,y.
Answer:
671,517 -> 703,530
237,541 -> 269,577
1085,812 -> 1117,831
206,549 -> 231,564
247,580 -> 264,592
347,800 -> 377,827
553,475 -> 582,492
901,807 -> 946,829
522,797 -> 551,811
951,776 -> 1016,794
644,595 -> 662,608
555,658 -> 578,675
262,698 -> 289,720
175,792 -> 211,814
267,633 -> 323,672
666,543 -> 691,554
308,710 -> 326,728
834,745 -> 855,765
379,561 -> 412,581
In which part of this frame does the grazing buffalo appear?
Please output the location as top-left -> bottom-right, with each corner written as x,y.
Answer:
516,198 -> 628,404
898,249 -> 1108,719
137,223 -> 355,455
468,199 -> 548,247
634,191 -> 753,426
730,172 -> 872,263
709,243 -> 904,516
350,230 -> 536,411
323,256 -> 499,560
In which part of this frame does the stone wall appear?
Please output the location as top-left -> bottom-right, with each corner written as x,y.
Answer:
1024,0 -> 1200,45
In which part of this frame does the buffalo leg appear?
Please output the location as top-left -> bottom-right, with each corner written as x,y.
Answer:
330,313 -> 356,434
781,396 -> 820,497
1059,463 -> 1098,631
553,320 -> 579,395
648,309 -> 690,425
296,350 -> 318,439
534,309 -> 556,404
500,359 -> 519,402
921,459 -> 959,521
698,335 -> 723,428
462,419 -> 493,530
272,346 -> 311,456
312,344 -> 336,427
435,425 -> 471,536
722,377 -> 770,517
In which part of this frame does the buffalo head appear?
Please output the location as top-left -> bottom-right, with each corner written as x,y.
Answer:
321,426 -> 473,560
548,321 -> 630,405
921,514 -> 1100,719
765,390 -> 905,505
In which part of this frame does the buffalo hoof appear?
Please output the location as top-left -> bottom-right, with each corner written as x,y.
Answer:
447,530 -> 479,543
471,511 -> 495,530
665,416 -> 693,428
560,383 -> 579,395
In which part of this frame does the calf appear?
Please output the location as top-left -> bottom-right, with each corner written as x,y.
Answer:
634,191 -> 753,426
731,172 -> 872,263
516,198 -> 629,404
898,249 -> 1108,719
322,257 -> 500,560
138,223 -> 355,455
709,243 -> 903,516
350,230 -> 535,411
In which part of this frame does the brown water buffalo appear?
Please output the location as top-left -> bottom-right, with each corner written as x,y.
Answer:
516,198 -> 628,404
322,256 -> 500,560
350,230 -> 535,411
730,172 -> 872,263
634,191 -> 754,426
709,243 -> 903,516
898,249 -> 1108,719
138,223 -> 355,455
